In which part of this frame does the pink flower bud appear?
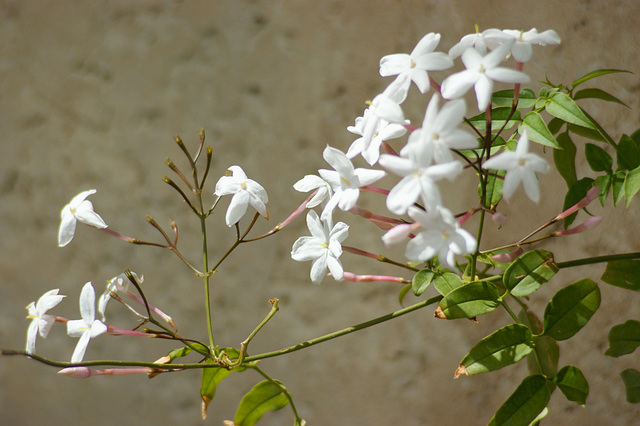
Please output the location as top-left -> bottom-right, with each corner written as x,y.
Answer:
555,186 -> 600,220
554,216 -> 603,236
491,248 -> 523,263
491,212 -> 508,228
382,223 -> 417,247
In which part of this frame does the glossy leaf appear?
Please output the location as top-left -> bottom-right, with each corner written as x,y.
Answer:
435,281 -> 500,319
479,169 -> 504,208
562,178 -> 594,228
412,269 -> 435,296
201,360 -> 233,416
612,171 -> 626,206
585,143 -> 613,172
457,324 -> 534,377
504,250 -> 558,297
571,68 -> 631,88
624,165 -> 640,207
487,375 -> 551,426
602,259 -> 640,291
542,279 -> 601,341
433,272 -> 464,296
398,283 -> 412,306
605,320 -> 640,357
574,88 -> 629,108
568,123 -> 605,142
545,92 -> 596,129
620,369 -> 640,403
234,380 -> 289,426
468,107 -> 522,131
594,174 -> 611,205
492,88 -> 537,108
617,133 -> 640,171
547,117 -> 565,135
554,365 -> 589,405
519,111 -> 560,149
553,132 -> 577,189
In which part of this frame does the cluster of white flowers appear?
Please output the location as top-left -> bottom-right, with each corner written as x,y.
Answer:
290,27 -> 559,283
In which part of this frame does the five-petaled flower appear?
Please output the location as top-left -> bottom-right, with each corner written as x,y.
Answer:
318,145 -> 386,221
403,206 -> 477,268
25,289 -> 66,354
66,282 -> 108,363
482,130 -> 550,203
291,210 -> 349,284
58,189 -> 108,247
215,165 -> 269,227
379,32 -> 453,96
440,40 -> 530,110
492,28 -> 561,63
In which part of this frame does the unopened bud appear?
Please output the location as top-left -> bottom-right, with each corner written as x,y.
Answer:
491,212 -> 508,229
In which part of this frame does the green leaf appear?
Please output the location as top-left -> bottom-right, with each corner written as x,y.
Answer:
624,165 -> 640,207
568,123 -> 605,142
433,272 -> 464,296
412,269 -> 435,296
562,178 -> 594,228
201,360 -> 233,415
553,132 -> 577,189
398,283 -> 412,305
519,111 -> 561,149
602,260 -> 640,291
620,369 -> 640,403
571,68 -> 631,88
492,88 -> 537,108
594,174 -> 611,205
504,250 -> 558,297
479,169 -> 504,208
612,171 -> 627,206
545,92 -> 596,129
617,133 -> 640,171
435,281 -> 500,319
234,380 -> 289,426
529,336 -> 560,378
457,324 -> 534,377
554,365 -> 589,405
605,320 -> 640,357
468,107 -> 522,131
547,117 -> 565,135
585,143 -> 613,172
574,88 -> 630,108
487,375 -> 551,426
542,279 -> 601,341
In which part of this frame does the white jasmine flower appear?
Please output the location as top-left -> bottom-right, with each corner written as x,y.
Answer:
67,282 -> 108,363
496,28 -> 561,63
58,190 -> 108,247
359,75 -> 408,151
482,130 -> 550,203
406,95 -> 478,164
346,110 -> 407,166
440,40 -> 530,110
405,206 -> 477,268
293,175 -> 332,209
215,165 -> 269,227
97,272 -> 142,322
318,146 -> 386,221
380,32 -> 453,94
25,289 -> 66,354
291,210 -> 349,284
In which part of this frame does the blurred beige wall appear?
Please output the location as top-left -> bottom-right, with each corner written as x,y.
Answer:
1,1 -> 639,424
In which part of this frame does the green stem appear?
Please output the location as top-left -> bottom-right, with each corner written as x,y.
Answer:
244,294 -> 443,363
500,299 -> 520,324
198,193 -> 215,351
556,252 -> 640,269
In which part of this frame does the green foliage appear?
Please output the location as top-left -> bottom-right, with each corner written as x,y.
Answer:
468,107 -> 522,131
602,260 -> 640,291
233,380 -> 290,426
562,178 -> 594,228
545,92 -> 596,130
553,365 -> 589,405
412,269 -> 435,296
518,111 -> 560,148
620,369 -> 640,404
503,250 -> 558,297
553,131 -> 577,189
542,279 -> 601,341
605,320 -> 640,357
457,324 -> 534,376
432,271 -> 464,296
436,281 -> 500,319
487,375 -> 551,426
492,88 -> 537,108
479,169 -> 505,208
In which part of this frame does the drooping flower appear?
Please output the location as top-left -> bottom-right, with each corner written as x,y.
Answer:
25,289 -> 66,354
66,282 -> 108,363
482,130 -> 550,203
97,272 -> 141,322
58,190 -> 108,247
406,95 -> 478,164
215,165 -> 269,227
379,32 -> 453,95
489,28 -> 561,63
318,146 -> 386,221
440,40 -> 530,110
346,110 -> 407,166
291,210 -> 349,284
293,174 -> 332,208
404,206 -> 477,268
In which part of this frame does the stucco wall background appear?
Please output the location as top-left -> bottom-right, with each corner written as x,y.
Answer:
1,1 -> 639,424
